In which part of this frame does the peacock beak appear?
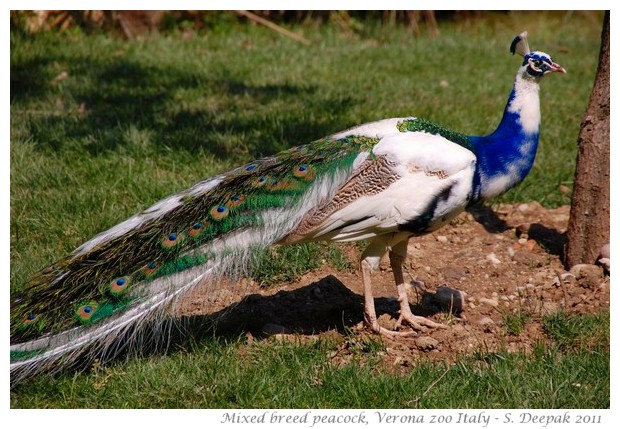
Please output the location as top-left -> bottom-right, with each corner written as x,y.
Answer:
548,62 -> 567,74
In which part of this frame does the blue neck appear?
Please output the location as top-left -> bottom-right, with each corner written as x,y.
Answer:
468,74 -> 541,202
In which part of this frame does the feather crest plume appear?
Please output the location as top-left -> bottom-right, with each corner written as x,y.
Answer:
510,31 -> 531,57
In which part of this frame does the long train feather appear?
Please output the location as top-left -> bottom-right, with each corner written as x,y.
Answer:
10,133 -> 376,385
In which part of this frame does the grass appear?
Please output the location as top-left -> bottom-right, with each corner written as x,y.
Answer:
10,11 -> 607,408
10,310 -> 609,408
252,242 -> 354,287
501,310 -> 531,336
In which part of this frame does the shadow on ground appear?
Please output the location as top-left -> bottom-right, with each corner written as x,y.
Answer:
13,52 -> 353,159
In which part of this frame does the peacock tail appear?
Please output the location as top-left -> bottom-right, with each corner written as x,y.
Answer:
10,122 -> 441,381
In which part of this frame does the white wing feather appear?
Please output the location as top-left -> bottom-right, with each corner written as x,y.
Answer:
309,132 -> 476,241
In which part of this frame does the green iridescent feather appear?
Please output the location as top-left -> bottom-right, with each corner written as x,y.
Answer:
397,118 -> 473,152
10,134 -> 381,345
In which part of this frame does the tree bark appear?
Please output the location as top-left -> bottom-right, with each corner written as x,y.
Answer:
564,11 -> 610,268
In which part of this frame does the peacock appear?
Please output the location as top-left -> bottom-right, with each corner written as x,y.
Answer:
10,31 -> 565,384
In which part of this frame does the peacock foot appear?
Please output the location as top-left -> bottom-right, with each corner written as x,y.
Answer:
364,306 -> 446,337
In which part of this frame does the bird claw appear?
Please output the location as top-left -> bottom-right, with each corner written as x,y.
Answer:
395,313 -> 447,332
367,319 -> 416,337
365,312 -> 445,337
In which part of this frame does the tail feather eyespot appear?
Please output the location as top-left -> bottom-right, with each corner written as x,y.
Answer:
210,205 -> 229,220
252,176 -> 268,187
75,301 -> 99,324
188,221 -> 207,237
109,276 -> 132,297
141,261 -> 161,277
162,232 -> 183,249
293,164 -> 315,181
226,195 -> 245,207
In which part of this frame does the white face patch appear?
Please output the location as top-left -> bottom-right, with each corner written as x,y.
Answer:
508,70 -> 541,135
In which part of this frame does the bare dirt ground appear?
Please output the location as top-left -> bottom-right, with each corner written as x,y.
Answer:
177,203 -> 609,369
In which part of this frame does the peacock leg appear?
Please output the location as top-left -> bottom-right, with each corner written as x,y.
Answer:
389,240 -> 445,332
361,256 -> 412,337
360,237 -> 408,336
361,236 -> 441,337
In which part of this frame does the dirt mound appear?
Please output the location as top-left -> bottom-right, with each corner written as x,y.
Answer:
176,203 -> 609,368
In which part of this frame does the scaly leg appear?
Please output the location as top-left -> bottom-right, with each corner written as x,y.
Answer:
360,237 -> 398,335
389,240 -> 445,331
361,236 -> 444,336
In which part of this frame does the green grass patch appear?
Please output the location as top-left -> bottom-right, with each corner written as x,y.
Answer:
253,242 -> 354,286
543,310 -> 610,352
11,310 -> 609,408
501,310 -> 531,336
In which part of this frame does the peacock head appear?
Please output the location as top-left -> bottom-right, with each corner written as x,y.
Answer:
510,31 -> 566,79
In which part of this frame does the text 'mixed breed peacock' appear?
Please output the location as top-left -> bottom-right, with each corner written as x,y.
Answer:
11,32 -> 565,384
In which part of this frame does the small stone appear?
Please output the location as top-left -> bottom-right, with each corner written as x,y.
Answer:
486,253 -> 501,265
517,203 -> 530,213
598,258 -> 610,272
436,235 -> 448,243
507,247 -> 516,258
431,286 -> 464,315
378,313 -> 395,329
478,316 -> 495,326
518,238 -> 528,245
516,223 -> 531,237
526,239 -> 537,250
415,336 -> 439,351
598,243 -> 610,271
570,264 -> 604,289
600,243 -> 610,260
479,297 -> 499,308
560,273 -> 576,282
478,317 -> 495,332
439,79 -> 449,88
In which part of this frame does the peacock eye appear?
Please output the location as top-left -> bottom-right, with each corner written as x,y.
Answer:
532,59 -> 542,67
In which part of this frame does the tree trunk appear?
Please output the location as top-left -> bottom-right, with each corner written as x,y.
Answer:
563,11 -> 610,268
